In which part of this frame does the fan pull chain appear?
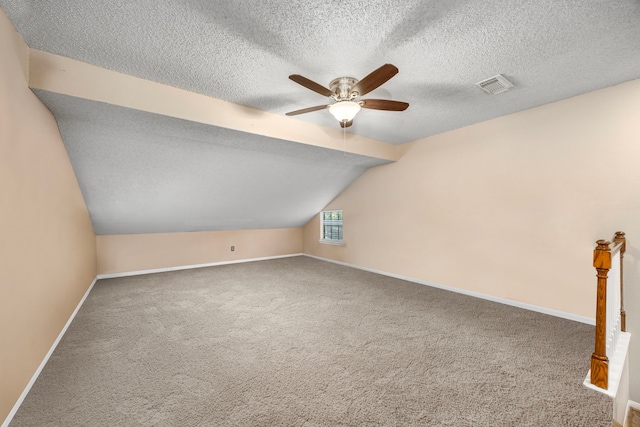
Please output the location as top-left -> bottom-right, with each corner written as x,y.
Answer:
343,124 -> 346,158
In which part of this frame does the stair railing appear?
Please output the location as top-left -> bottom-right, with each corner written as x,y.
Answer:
590,231 -> 626,390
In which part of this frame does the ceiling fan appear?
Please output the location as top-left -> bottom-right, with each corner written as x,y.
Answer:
286,64 -> 409,128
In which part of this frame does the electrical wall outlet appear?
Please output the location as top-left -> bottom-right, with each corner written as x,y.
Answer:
231,246 -> 235,251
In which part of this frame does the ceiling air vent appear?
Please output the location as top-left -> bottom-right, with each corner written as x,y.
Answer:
476,74 -> 513,95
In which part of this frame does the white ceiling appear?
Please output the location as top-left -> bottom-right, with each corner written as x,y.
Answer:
3,0 -> 640,234
33,90 -> 388,234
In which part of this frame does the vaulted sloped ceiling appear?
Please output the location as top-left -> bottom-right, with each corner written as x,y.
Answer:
2,0 -> 640,235
35,90 -> 389,235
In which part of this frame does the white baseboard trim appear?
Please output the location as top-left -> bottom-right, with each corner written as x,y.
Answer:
96,253 -> 304,279
3,253 -> 593,427
3,253 -> 304,426
626,400 -> 640,425
2,277 -> 98,427
303,254 -> 595,325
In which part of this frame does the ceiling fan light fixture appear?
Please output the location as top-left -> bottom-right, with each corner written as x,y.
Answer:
287,64 -> 408,126
329,101 -> 361,123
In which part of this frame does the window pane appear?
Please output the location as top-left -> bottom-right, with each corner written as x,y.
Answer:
320,210 -> 343,241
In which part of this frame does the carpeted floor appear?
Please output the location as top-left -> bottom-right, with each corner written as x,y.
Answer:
10,256 -> 612,426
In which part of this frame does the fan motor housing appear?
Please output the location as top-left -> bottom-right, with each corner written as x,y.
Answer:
329,77 -> 358,100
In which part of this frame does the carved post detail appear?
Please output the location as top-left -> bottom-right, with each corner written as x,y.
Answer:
591,239 -> 611,389
613,231 -> 626,332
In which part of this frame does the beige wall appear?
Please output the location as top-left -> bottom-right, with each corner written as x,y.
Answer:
0,10 -> 97,424
97,228 -> 302,275
304,79 -> 640,400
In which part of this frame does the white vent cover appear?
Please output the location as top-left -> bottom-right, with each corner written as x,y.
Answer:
476,74 -> 514,94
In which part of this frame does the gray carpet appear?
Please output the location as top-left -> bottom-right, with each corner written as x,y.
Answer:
10,256 -> 612,426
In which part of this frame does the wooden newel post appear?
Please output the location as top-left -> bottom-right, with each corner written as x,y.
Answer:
591,239 -> 611,389
613,231 -> 626,332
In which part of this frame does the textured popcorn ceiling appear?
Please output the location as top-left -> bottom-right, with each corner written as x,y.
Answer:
34,90 -> 388,234
3,1 -> 640,234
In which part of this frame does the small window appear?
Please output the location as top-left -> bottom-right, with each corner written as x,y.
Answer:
320,210 -> 343,244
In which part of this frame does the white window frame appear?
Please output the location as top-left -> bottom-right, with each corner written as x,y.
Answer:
319,210 -> 344,245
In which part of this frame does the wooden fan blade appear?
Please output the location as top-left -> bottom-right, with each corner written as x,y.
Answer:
340,120 -> 353,128
289,75 -> 333,97
360,99 -> 409,111
350,64 -> 398,97
285,105 -> 328,116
